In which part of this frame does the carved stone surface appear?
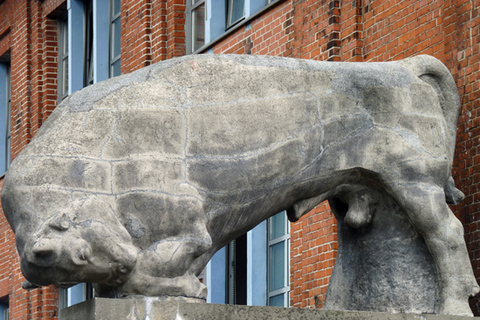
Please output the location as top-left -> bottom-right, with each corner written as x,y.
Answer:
1,54 -> 478,316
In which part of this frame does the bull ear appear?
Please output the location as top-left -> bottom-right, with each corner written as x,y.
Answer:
48,213 -> 70,231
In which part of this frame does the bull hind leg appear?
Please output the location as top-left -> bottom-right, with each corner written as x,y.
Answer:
389,182 -> 479,316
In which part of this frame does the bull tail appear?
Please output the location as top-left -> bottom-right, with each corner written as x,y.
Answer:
400,55 -> 463,203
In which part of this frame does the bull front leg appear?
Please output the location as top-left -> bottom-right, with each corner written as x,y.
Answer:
116,234 -> 211,298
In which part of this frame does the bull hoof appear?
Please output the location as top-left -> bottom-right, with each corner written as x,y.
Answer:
439,298 -> 474,317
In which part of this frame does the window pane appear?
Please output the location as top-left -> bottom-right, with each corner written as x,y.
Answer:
111,59 -> 121,77
112,17 -> 121,59
58,19 -> 68,102
113,0 -> 121,15
62,21 -> 68,55
192,3 -> 205,51
229,0 -> 245,25
269,293 -> 285,307
68,284 -> 85,306
269,212 -> 286,240
269,241 -> 285,291
62,58 -> 68,97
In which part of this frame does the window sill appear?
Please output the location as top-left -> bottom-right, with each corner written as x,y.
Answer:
193,0 -> 287,54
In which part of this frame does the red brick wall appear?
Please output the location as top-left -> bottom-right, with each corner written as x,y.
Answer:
290,203 -> 336,309
121,0 -> 186,74
452,0 -> 480,313
122,0 -> 153,72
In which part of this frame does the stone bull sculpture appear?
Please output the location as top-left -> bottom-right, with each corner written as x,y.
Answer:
1,54 -> 479,316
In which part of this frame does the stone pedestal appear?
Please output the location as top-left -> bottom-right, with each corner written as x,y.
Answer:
325,190 -> 438,313
59,297 -> 476,320
326,189 -> 438,313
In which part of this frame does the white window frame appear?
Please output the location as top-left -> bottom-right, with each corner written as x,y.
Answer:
267,211 -> 290,307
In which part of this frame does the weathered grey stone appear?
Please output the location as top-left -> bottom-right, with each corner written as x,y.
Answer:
1,54 -> 478,316
325,186 -> 438,314
59,297 -> 479,320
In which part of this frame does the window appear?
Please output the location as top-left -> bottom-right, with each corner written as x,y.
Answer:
227,0 -> 245,28
68,0 -> 120,93
204,221 -> 267,306
59,283 -> 94,312
0,299 -> 8,320
110,0 -> 121,77
206,212 -> 289,307
225,234 -> 247,305
187,0 -> 206,53
84,0 -> 94,86
206,221 -> 268,306
0,62 -> 10,176
186,0 -> 280,53
57,18 -> 68,102
267,211 -> 290,307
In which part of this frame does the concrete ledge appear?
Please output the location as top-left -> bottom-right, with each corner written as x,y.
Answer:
59,297 -> 479,320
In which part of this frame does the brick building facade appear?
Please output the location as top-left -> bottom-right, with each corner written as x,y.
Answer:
0,0 -> 478,318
